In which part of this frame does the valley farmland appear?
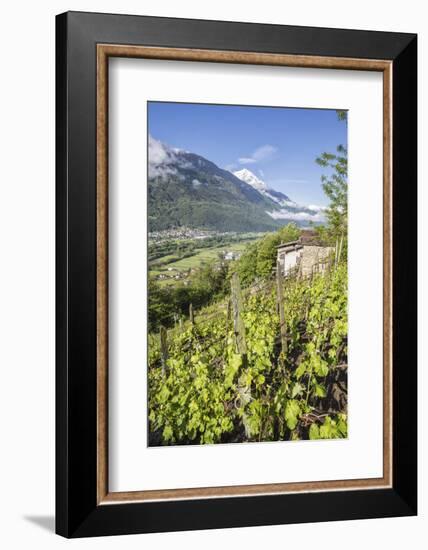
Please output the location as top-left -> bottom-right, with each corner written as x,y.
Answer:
149,230 -> 262,286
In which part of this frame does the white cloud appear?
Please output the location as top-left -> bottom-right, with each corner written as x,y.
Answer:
267,209 -> 326,223
254,144 -> 278,161
148,134 -> 194,179
149,164 -> 177,180
148,135 -> 175,178
148,135 -> 171,164
258,169 -> 265,178
307,204 -> 327,212
238,157 -> 257,164
192,179 -> 202,188
238,144 -> 278,165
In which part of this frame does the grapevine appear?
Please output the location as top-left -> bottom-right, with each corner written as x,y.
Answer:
148,263 -> 348,445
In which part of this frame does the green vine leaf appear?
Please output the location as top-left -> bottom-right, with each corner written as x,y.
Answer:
309,423 -> 320,440
285,399 -> 301,430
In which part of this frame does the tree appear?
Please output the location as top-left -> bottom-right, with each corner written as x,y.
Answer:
336,110 -> 348,122
148,277 -> 172,331
255,233 -> 281,278
316,144 -> 348,239
192,260 -> 229,298
235,241 -> 258,286
235,223 -> 300,285
278,223 -> 301,244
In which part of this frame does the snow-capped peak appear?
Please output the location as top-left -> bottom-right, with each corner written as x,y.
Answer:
233,168 -> 267,191
233,168 -> 289,207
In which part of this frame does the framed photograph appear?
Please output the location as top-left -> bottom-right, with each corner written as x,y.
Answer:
56,11 -> 417,538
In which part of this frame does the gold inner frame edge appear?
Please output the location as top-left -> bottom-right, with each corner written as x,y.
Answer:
96,44 -> 393,505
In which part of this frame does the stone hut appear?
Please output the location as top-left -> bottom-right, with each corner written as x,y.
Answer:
276,241 -> 303,277
277,230 -> 334,278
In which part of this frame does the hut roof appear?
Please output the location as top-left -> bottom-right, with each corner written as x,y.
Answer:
277,240 -> 303,252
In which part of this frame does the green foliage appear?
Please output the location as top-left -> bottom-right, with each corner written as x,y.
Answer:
235,223 -> 300,286
310,224 -> 336,247
285,399 -> 302,430
148,260 -> 229,332
336,110 -> 348,122
148,264 -> 348,445
316,145 -> 348,239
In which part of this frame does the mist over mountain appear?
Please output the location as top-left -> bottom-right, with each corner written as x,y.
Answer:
232,167 -> 326,224
148,136 -> 325,232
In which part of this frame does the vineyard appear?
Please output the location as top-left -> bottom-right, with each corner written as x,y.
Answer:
148,259 -> 348,445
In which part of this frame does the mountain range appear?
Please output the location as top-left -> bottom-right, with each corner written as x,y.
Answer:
148,136 -> 326,233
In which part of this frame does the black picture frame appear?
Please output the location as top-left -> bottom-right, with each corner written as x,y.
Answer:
56,11 -> 417,538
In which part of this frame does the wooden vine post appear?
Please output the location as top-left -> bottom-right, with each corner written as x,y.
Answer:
159,326 -> 168,377
276,261 -> 288,358
337,233 -> 344,265
230,272 -> 247,363
334,237 -> 339,268
189,303 -> 194,325
225,299 -> 231,344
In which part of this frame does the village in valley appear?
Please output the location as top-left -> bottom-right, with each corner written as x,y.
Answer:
149,225 -> 336,287
148,228 -> 262,286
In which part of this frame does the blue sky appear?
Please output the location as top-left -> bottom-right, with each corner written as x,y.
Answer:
148,102 -> 347,206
